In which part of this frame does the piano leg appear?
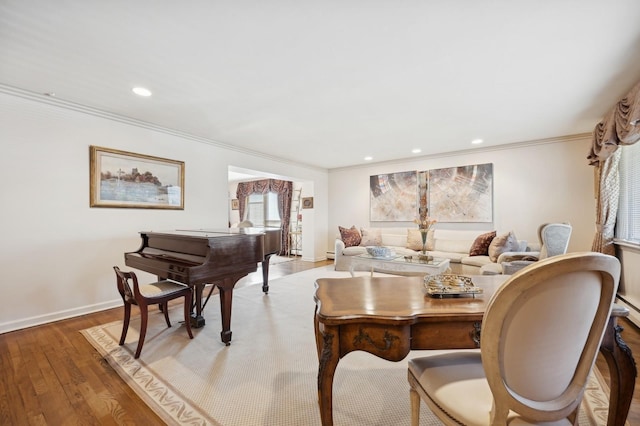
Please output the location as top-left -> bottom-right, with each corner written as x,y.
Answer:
218,279 -> 235,345
262,254 -> 275,293
190,283 -> 206,328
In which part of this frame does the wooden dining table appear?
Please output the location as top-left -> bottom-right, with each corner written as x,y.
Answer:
313,274 -> 636,426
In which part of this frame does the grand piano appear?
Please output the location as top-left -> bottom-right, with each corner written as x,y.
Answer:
124,227 -> 281,345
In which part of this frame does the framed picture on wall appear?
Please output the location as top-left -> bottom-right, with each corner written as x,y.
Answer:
231,199 -> 239,210
369,171 -> 417,221
302,197 -> 314,209
89,145 -> 185,209
428,163 -> 493,222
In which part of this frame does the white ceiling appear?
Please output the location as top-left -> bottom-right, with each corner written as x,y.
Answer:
2,1 -> 640,169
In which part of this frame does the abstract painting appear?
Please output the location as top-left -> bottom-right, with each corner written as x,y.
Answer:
428,163 -> 493,222
370,171 -> 417,221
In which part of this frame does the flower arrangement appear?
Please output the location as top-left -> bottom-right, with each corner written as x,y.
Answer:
414,215 -> 437,254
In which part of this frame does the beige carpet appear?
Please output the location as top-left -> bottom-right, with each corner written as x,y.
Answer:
268,255 -> 295,265
82,266 -> 614,426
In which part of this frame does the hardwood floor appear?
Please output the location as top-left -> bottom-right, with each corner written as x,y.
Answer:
0,258 -> 638,425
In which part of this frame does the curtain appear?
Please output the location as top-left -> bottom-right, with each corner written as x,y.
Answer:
591,150 -> 621,254
587,80 -> 640,253
236,179 -> 293,255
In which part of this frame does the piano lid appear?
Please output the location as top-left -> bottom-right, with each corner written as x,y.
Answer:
139,228 -> 273,238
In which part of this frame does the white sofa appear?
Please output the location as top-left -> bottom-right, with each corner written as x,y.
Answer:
334,227 -> 534,275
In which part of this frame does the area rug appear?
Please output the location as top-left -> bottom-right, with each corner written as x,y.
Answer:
268,255 -> 296,265
82,266 -> 615,426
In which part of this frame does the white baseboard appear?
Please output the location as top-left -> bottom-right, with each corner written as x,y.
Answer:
616,296 -> 640,329
0,300 -> 121,334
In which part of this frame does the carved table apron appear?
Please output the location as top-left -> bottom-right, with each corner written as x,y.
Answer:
313,275 -> 636,426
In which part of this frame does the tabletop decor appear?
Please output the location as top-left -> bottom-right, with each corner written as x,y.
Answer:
424,274 -> 483,298
414,213 -> 437,260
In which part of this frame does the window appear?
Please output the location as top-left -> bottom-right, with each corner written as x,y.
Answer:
247,192 -> 281,227
616,142 -> 640,244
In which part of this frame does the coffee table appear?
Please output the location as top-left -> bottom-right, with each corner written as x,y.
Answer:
349,254 -> 450,277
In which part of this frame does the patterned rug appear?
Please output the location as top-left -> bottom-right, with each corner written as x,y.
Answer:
82,266 -> 615,425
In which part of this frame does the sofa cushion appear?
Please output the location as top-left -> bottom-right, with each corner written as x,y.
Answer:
383,233 -> 407,247
469,231 -> 497,256
434,238 -> 473,254
343,246 -> 367,255
428,251 -> 466,263
360,228 -> 382,246
339,225 -> 361,247
488,231 -> 520,262
461,255 -> 492,267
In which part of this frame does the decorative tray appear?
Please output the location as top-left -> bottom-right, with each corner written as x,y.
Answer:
423,274 -> 483,298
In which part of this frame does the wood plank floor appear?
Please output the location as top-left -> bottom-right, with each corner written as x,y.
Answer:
0,258 -> 638,425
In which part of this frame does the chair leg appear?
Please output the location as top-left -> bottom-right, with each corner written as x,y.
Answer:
409,387 -> 420,426
135,304 -> 148,359
162,302 -> 171,328
184,290 -> 194,339
119,303 -> 131,346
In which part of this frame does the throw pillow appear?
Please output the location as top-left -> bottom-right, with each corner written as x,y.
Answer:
406,229 -> 423,250
339,226 -> 361,247
469,231 -> 497,256
488,231 -> 520,262
425,228 -> 435,251
360,228 -> 382,246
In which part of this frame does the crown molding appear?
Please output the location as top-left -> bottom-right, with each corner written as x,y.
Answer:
329,133 -> 592,173
0,84 -> 327,172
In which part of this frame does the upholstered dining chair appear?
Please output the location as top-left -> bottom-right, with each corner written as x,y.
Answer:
407,252 -> 620,425
113,266 -> 194,359
501,222 -> 572,275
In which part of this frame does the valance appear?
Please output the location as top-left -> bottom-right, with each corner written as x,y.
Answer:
588,80 -> 640,166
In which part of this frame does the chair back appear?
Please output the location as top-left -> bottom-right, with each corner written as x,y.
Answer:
481,252 -> 620,423
114,266 -> 138,303
538,222 -> 572,259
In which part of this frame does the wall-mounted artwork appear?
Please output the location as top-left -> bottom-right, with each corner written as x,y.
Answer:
302,197 -> 314,209
90,145 -> 184,209
231,199 -> 239,210
417,171 -> 428,218
428,163 -> 493,222
370,171 -> 417,221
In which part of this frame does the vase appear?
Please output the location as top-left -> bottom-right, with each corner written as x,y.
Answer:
419,229 -> 433,262
420,229 -> 428,254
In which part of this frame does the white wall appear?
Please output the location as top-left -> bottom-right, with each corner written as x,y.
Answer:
0,90 -> 599,333
0,92 -> 328,332
328,137 -> 595,253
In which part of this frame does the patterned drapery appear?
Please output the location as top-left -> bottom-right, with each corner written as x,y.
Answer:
236,179 -> 293,255
588,80 -> 640,166
587,80 -> 640,253
591,150 -> 621,255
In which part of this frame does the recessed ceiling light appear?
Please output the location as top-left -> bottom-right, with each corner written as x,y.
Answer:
411,148 -> 422,154
471,139 -> 483,145
132,87 -> 152,97
364,156 -> 373,161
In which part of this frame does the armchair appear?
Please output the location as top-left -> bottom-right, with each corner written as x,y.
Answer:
408,252 -> 620,425
501,222 -> 572,275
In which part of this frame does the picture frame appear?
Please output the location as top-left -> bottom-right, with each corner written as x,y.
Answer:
302,197 -> 314,209
369,171 -> 417,221
89,145 -> 184,209
231,199 -> 239,210
428,163 -> 493,222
